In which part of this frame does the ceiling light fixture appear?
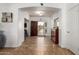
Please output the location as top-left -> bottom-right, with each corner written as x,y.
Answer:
35,11 -> 45,16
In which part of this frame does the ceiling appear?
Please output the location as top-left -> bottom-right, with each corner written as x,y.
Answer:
21,7 -> 60,17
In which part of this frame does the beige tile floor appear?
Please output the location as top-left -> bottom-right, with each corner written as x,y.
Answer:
0,36 -> 74,55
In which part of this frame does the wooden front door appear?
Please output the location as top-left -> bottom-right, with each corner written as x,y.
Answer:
31,21 -> 38,36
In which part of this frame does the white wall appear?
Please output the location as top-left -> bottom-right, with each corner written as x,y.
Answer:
65,4 -> 79,54
17,9 -> 30,46
57,4 -> 67,48
0,4 -> 18,47
51,10 -> 61,28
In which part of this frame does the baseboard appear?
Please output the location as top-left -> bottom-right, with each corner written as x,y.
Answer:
59,45 -> 75,55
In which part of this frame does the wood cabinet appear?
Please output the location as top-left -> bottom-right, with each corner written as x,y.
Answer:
51,27 -> 59,44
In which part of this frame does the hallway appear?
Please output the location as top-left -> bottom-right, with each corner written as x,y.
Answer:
0,36 -> 74,55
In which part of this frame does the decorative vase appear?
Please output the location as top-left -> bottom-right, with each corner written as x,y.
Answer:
0,31 -> 6,48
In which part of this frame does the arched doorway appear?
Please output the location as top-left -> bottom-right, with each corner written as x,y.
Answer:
18,6 -> 61,46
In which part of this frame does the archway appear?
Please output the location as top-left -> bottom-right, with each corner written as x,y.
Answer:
18,6 -> 62,46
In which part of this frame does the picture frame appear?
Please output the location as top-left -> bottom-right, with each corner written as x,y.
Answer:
1,12 -> 13,23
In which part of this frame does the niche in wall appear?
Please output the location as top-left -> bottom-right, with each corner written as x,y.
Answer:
24,18 -> 28,28
44,22 -> 47,34
45,29 -> 47,33
45,22 -> 47,27
24,18 -> 29,37
1,12 -> 13,23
